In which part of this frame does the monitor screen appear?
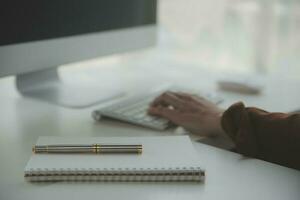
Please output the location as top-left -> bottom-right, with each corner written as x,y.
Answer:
0,0 -> 157,46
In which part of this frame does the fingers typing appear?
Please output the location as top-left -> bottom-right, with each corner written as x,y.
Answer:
151,92 -> 185,109
148,106 -> 180,124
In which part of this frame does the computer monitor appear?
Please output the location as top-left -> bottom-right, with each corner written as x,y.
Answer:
0,0 -> 157,108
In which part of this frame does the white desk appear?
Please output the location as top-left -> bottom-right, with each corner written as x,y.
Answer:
0,62 -> 300,200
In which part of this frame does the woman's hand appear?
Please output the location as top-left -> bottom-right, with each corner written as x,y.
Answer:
148,91 -> 226,137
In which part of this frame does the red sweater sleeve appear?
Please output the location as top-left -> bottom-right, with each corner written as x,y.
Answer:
221,102 -> 300,170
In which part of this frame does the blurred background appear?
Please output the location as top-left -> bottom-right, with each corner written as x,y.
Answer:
64,0 -> 300,81
158,0 -> 300,77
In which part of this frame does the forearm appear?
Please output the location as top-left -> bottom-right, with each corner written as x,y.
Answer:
221,102 -> 300,170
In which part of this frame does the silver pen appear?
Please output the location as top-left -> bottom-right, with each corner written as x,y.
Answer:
32,144 -> 142,154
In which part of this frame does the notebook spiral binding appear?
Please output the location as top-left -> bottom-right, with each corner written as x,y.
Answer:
24,167 -> 205,182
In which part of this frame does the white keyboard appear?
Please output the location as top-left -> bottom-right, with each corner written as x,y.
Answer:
92,91 -> 223,130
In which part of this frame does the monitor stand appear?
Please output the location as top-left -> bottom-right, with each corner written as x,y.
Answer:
16,68 -> 124,108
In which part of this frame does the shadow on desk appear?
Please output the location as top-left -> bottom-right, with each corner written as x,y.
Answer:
196,137 -> 235,151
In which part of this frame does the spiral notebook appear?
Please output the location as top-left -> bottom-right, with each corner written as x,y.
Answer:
24,136 -> 205,182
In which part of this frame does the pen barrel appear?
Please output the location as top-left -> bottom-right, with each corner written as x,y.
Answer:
98,145 -> 142,154
33,145 -> 95,153
33,144 -> 142,154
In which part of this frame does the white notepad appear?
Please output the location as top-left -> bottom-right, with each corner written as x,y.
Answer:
24,136 -> 205,182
